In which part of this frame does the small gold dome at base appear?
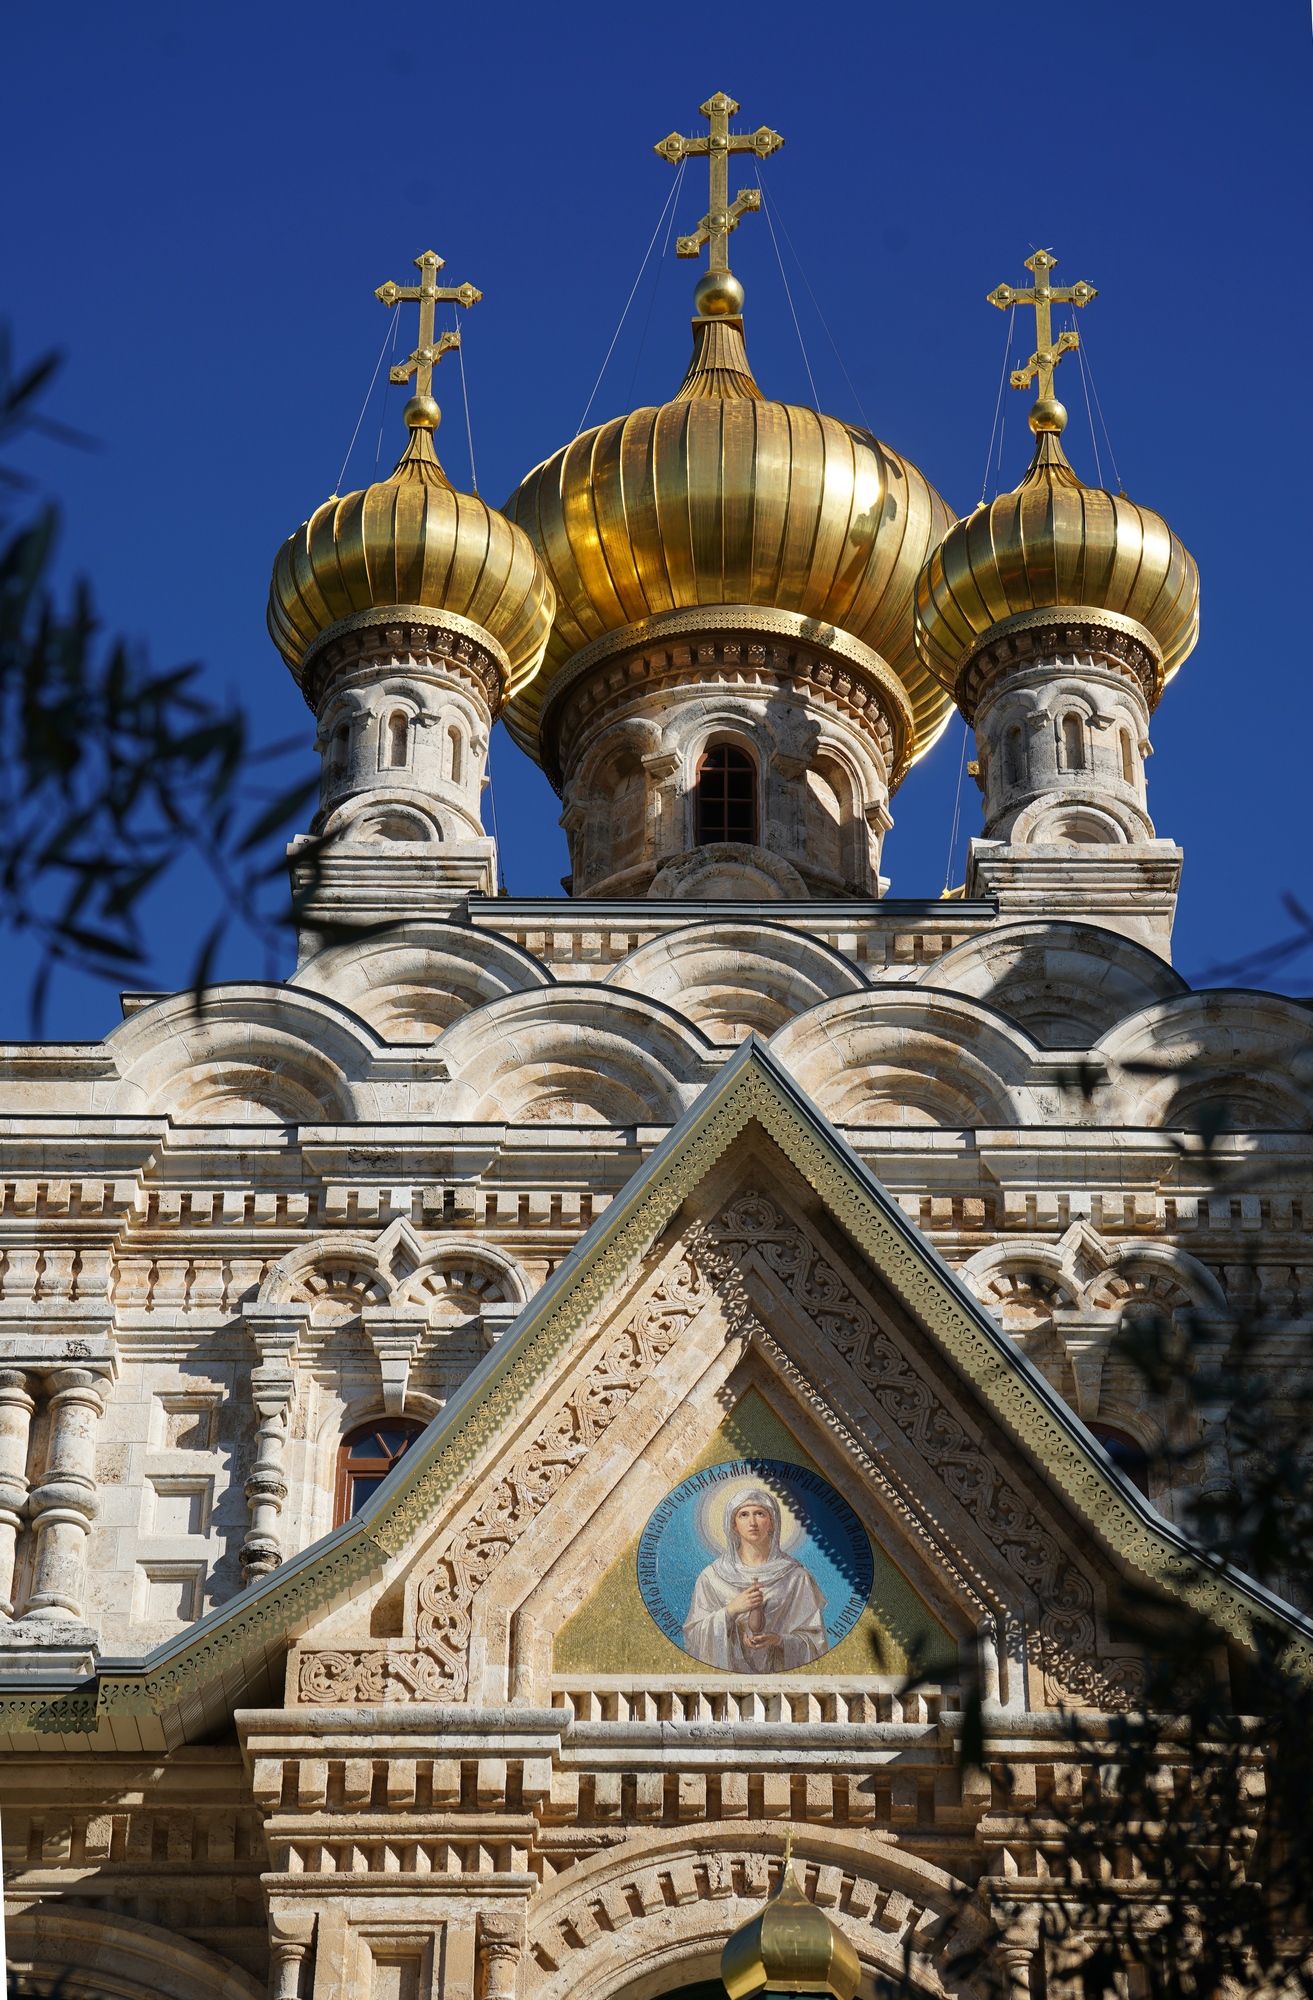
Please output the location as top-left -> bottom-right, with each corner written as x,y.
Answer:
693,268 -> 746,318
721,1853 -> 861,2000
1029,397 -> 1067,433
403,395 -> 442,432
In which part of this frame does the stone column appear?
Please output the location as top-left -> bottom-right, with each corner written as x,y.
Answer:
242,1305 -> 306,1582
25,1367 -> 107,1621
269,1910 -> 317,1999
0,1370 -> 34,1618
477,1910 -> 525,2000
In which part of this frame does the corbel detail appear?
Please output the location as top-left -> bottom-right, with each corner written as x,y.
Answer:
362,1304 -> 428,1415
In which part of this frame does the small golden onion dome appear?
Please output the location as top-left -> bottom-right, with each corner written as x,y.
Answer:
914,415 -> 1199,705
268,418 -> 556,707
721,1854 -> 861,2000
502,316 -> 956,765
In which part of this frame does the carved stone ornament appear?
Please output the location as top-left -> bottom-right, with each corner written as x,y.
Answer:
540,607 -> 909,793
301,606 -> 508,717
296,1247 -> 713,1704
956,611 -> 1163,722
692,1192 -> 1144,1710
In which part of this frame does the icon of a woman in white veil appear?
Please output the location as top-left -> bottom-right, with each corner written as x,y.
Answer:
681,1483 -> 827,1672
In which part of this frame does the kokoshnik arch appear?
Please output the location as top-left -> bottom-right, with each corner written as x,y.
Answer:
0,87 -> 1304,2000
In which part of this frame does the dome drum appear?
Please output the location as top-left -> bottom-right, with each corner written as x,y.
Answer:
955,606 -> 1165,724
547,605 -> 911,900
538,604 -> 914,794
299,606 -> 511,718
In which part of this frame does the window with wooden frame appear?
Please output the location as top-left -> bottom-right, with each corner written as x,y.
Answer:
695,744 -> 757,846
334,1418 -> 425,1526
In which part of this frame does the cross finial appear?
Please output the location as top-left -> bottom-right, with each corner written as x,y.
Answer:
987,249 -> 1097,428
375,249 -> 483,429
655,92 -> 783,318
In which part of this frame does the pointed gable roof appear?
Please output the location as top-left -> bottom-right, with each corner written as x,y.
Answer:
4,1036 -> 1307,1747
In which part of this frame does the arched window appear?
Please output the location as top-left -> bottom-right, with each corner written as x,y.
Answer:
448,726 -> 463,785
1087,1422 -> 1151,1497
330,721 -> 350,776
387,712 -> 409,769
1060,713 -> 1085,771
1003,724 -> 1025,789
1119,728 -> 1135,784
334,1418 -> 425,1526
696,744 -> 757,846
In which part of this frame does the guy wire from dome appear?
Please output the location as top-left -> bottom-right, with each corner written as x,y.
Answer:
914,249 -> 1199,715
268,250 -> 555,715
501,92 -> 957,776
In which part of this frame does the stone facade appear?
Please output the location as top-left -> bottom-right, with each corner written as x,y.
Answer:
1,255 -> 1304,2000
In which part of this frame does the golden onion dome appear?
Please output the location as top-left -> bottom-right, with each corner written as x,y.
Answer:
501,316 -> 956,765
721,1851 -> 861,2000
268,415 -> 555,708
914,409 -> 1199,706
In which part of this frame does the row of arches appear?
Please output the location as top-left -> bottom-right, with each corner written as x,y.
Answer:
325,708 -> 469,784
104,941 -> 1313,1132
999,715 -> 1138,786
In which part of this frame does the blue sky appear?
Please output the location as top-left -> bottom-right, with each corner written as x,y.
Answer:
3,0 -> 1309,1036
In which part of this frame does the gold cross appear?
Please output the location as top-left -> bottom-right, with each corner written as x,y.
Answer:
655,92 -> 784,273
987,249 -> 1097,402
375,250 -> 483,400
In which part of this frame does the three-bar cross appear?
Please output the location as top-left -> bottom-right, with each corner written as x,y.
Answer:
654,92 -> 784,272
987,249 -> 1097,402
375,250 -> 483,401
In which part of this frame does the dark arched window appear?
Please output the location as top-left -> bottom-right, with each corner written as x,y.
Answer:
387,712 -> 409,768
334,1418 -> 425,1525
696,745 -> 757,846
1088,1422 -> 1151,1497
1061,712 -> 1085,771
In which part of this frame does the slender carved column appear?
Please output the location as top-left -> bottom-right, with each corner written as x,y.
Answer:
0,1370 -> 35,1618
477,1910 -> 525,2000
269,1910 -> 316,1999
242,1305 -> 306,1581
25,1367 -> 107,1621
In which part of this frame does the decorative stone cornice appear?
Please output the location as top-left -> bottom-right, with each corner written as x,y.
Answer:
300,604 -> 510,717
956,607 -> 1164,722
539,605 -> 912,795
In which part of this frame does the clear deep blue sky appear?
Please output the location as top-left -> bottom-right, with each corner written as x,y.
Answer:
3,0 -> 1309,1037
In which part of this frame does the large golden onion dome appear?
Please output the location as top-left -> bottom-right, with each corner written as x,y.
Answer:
915,403 -> 1199,709
501,314 -> 956,764
721,1849 -> 861,2000
268,415 -> 555,707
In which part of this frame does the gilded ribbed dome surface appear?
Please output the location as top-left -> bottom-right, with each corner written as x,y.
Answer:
914,427 -> 1199,698
501,319 -> 956,763
269,424 -> 555,702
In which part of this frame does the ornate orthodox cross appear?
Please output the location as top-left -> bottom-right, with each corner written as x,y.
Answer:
655,92 -> 784,271
988,249 -> 1097,400
375,250 -> 483,398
